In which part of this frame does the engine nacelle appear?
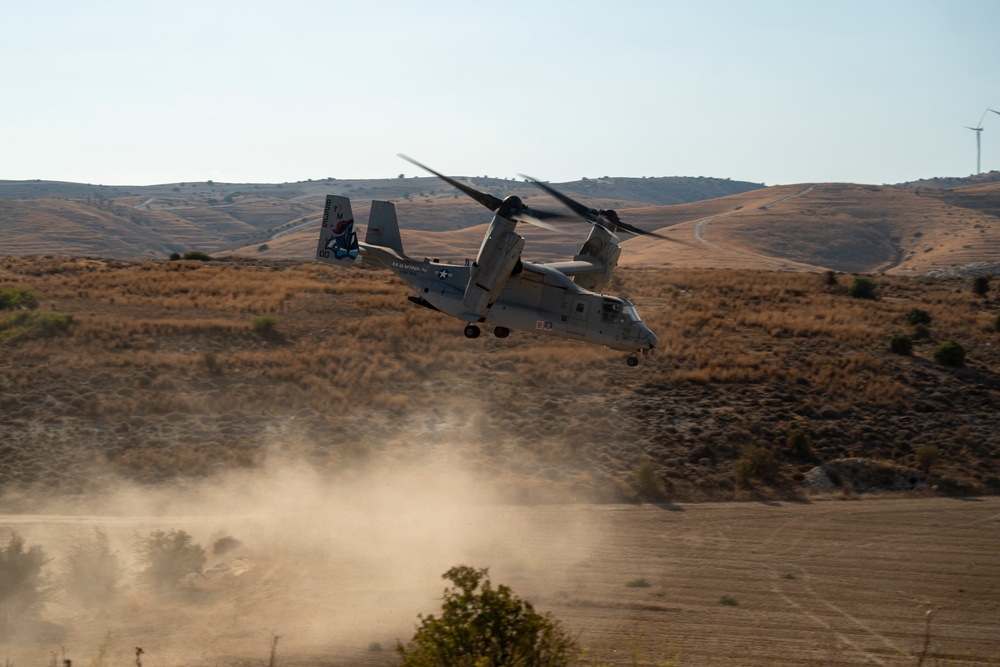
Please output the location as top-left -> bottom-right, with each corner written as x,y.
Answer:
461,230 -> 524,318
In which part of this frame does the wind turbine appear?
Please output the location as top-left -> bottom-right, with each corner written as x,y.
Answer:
967,108 -> 990,175
966,125 -> 983,174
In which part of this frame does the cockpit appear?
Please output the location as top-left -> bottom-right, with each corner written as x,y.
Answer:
601,298 -> 641,324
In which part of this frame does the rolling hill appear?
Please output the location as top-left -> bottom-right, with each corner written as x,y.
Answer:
3,175 -> 1000,275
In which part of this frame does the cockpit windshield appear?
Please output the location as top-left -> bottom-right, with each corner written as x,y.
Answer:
602,298 -> 641,324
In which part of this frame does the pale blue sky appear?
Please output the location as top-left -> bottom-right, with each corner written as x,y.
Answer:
2,0 -> 998,186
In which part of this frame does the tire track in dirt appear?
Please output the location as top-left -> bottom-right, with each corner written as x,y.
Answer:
692,184 -> 818,270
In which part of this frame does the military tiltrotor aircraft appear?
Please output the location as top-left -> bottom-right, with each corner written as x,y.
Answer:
315,155 -> 672,366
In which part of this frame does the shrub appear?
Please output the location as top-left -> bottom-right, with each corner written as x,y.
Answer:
634,459 -> 666,500
932,340 -> 965,367
169,252 -> 181,261
181,250 -> 213,261
786,429 -> 817,461
972,275 -> 990,297
251,315 -> 279,336
847,276 -> 876,299
719,595 -> 739,607
993,311 -> 1000,333
734,445 -> 780,487
0,288 -> 38,311
133,530 -> 206,590
626,578 -> 651,588
0,311 -> 73,344
904,308 -> 932,326
62,527 -> 122,607
912,323 -> 931,340
823,270 -> 838,287
0,533 -> 49,632
914,444 -> 940,474
889,334 -> 913,355
397,566 -> 579,667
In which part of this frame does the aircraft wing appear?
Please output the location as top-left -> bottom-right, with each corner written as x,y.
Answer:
538,259 -> 610,277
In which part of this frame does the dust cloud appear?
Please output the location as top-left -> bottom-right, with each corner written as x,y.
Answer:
0,432 -> 601,665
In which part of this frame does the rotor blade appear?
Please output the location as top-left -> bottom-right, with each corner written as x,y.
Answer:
511,210 -> 570,233
398,154 -> 502,211
520,174 -> 599,222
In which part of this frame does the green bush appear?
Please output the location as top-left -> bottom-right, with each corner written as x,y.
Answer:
133,530 -> 206,591
904,308 -> 932,326
847,276 -> 876,299
397,566 -> 578,667
0,288 -> 38,311
889,334 -> 913,355
181,250 -> 213,261
932,340 -> 966,367
169,252 -> 181,261
62,527 -> 122,607
914,444 -> 940,474
972,275 -> 990,297
0,310 -> 73,344
786,429 -> 817,461
0,533 -> 49,632
734,445 -> 780,487
251,315 -> 279,336
634,459 -> 666,500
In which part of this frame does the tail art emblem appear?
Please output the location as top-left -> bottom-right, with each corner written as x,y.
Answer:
325,217 -> 360,260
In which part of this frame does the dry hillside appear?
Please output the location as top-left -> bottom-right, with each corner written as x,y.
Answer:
1,256 -> 998,505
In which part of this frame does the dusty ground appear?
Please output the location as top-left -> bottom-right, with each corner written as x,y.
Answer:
2,496 -> 997,666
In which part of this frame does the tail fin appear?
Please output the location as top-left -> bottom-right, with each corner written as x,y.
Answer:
365,200 -> 405,256
316,195 -> 360,265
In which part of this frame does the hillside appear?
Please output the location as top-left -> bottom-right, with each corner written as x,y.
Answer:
1,257 -> 998,504
5,174 -> 1000,275
0,174 -> 763,258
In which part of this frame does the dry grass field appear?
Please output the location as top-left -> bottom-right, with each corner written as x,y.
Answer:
1,255 -> 999,665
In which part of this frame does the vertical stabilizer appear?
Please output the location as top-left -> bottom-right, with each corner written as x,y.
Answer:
316,195 -> 360,265
365,200 -> 405,256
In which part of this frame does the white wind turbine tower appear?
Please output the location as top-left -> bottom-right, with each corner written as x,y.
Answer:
966,108 -> 989,174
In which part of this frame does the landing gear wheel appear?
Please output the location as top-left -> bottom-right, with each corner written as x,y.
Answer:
463,324 -> 481,339
627,354 -> 639,367
494,326 -> 510,339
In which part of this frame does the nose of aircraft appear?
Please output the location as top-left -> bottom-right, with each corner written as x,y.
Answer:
640,325 -> 658,349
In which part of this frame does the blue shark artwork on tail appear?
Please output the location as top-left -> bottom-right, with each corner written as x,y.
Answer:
317,195 -> 359,263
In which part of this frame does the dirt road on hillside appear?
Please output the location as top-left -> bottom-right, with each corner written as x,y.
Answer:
1,498 -> 997,666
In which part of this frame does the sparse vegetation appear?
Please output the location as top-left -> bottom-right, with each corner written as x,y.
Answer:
133,530 -> 206,591
734,446 -> 780,488
847,276 -> 876,299
932,340 -> 966,367
786,429 -> 817,462
914,444 -> 941,474
61,527 -> 122,607
972,275 -> 990,297
251,315 -> 280,337
634,459 -> 666,500
626,578 -> 652,588
0,257 -> 998,499
397,566 -> 578,667
0,533 -> 49,633
719,595 -> 739,607
889,333 -> 913,355
904,308 -> 932,326
0,288 -> 38,311
0,310 -> 72,344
